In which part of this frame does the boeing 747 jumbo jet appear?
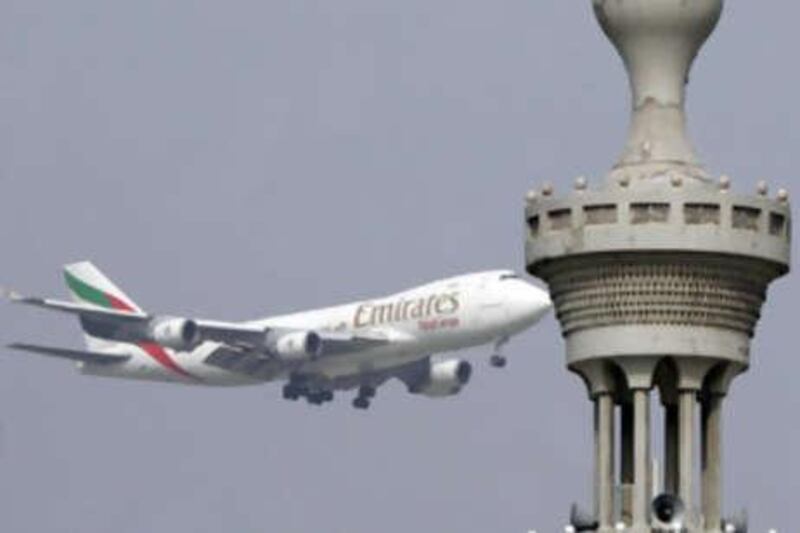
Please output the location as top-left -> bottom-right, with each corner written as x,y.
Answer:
5,262 -> 551,409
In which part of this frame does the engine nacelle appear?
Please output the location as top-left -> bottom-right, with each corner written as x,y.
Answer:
270,331 -> 323,362
411,359 -> 472,398
149,318 -> 200,351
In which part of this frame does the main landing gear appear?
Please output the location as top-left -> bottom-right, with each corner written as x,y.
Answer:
282,384 -> 301,401
282,383 -> 334,405
307,390 -> 334,405
490,336 -> 509,368
282,379 -> 378,410
352,385 -> 376,410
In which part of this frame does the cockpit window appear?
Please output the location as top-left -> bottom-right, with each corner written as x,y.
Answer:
499,273 -> 520,281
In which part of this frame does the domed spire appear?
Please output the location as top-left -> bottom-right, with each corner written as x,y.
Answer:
593,0 -> 723,180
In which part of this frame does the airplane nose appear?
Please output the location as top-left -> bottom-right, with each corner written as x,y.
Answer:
513,282 -> 552,325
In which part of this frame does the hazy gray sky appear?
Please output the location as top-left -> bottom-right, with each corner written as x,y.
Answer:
1,2 -> 796,532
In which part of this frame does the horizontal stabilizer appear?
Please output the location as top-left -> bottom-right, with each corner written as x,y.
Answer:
7,293 -> 147,322
7,343 -> 131,365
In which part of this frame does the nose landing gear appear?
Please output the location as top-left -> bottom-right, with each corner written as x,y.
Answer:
489,336 -> 509,368
490,354 -> 507,368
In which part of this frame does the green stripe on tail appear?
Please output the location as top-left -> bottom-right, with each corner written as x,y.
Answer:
64,270 -> 112,308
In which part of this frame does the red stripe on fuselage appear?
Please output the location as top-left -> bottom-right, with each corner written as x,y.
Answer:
98,288 -> 194,381
138,342 -> 198,382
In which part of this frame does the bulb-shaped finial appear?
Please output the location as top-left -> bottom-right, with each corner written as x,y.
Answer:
593,0 -> 723,177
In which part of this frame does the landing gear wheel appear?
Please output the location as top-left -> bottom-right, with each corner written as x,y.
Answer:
322,390 -> 334,402
352,397 -> 370,410
490,336 -> 510,368
282,384 -> 300,400
307,392 -> 325,405
358,385 -> 376,399
490,354 -> 507,368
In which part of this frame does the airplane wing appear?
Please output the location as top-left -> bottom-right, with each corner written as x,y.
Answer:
194,324 -> 392,356
204,347 -> 279,379
192,320 -> 267,350
203,330 -> 392,378
315,330 -> 391,355
7,343 -> 131,365
6,288 -> 392,361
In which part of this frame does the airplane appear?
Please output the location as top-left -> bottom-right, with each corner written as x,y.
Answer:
4,262 -> 551,409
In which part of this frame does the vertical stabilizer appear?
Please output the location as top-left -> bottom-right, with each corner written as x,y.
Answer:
63,261 -> 143,313
63,261 -> 144,351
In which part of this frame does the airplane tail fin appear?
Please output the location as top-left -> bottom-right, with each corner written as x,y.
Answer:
63,262 -> 143,313
63,261 -> 144,352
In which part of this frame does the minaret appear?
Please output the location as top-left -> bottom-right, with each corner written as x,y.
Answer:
524,1 -> 791,532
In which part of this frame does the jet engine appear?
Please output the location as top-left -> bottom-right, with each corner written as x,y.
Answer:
410,359 -> 472,397
269,331 -> 323,362
149,318 -> 200,350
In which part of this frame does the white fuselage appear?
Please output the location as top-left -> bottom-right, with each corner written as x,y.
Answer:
80,270 -> 551,386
